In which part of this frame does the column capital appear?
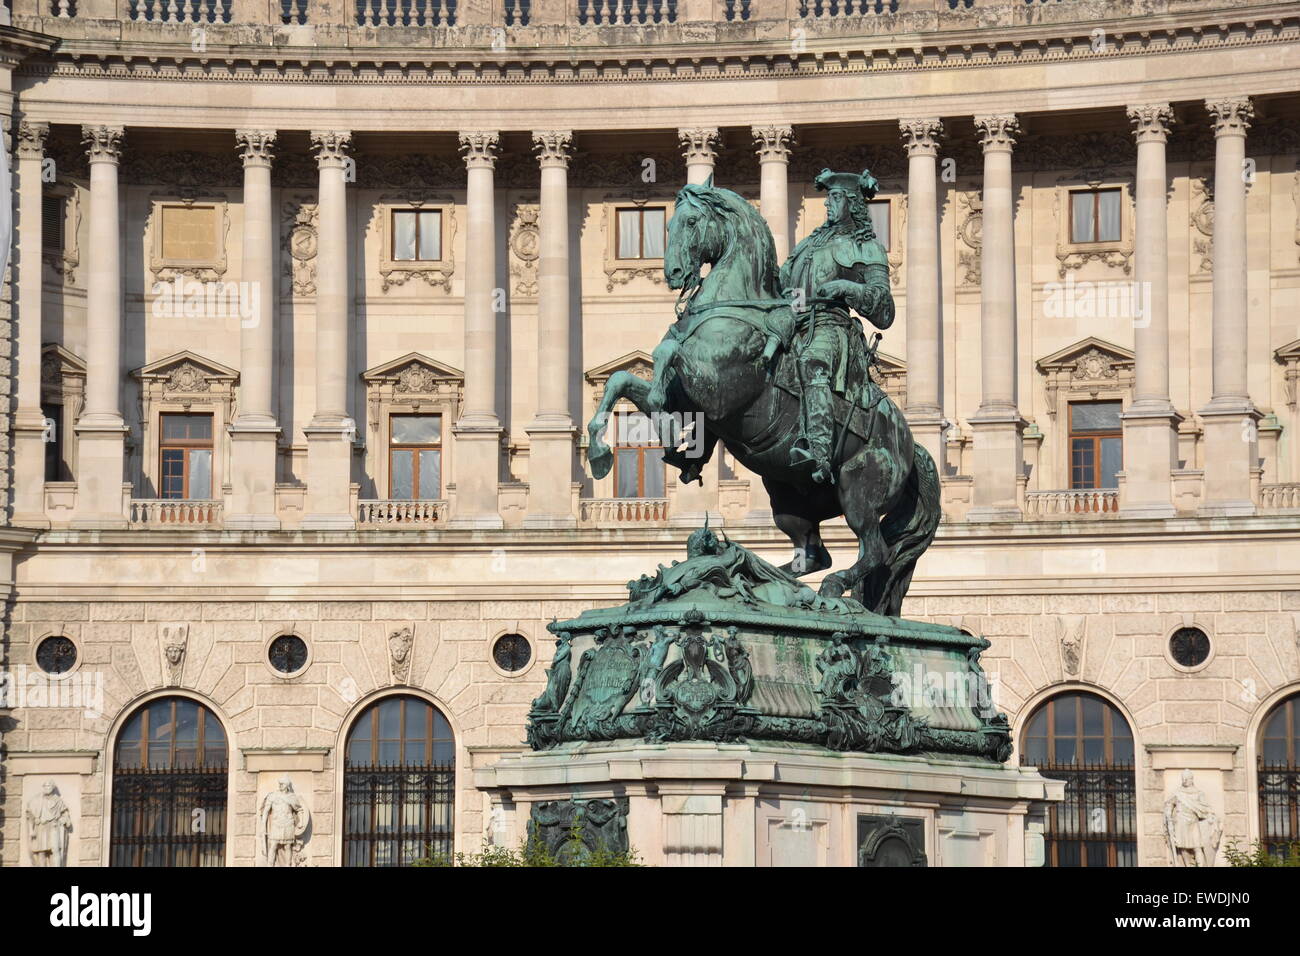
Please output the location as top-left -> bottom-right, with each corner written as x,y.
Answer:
81,125 -> 124,164
532,130 -> 573,168
678,127 -> 721,165
459,131 -> 501,169
1127,103 -> 1175,144
236,129 -> 277,167
974,114 -> 1019,153
751,125 -> 794,163
1205,97 -> 1253,137
310,130 -> 352,168
899,118 -> 943,157
15,120 -> 49,159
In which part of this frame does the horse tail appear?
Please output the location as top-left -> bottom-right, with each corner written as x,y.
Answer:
864,444 -> 942,617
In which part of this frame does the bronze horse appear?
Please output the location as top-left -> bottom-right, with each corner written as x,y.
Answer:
586,180 -> 941,616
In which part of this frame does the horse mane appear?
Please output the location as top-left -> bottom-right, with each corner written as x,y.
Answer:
676,183 -> 782,299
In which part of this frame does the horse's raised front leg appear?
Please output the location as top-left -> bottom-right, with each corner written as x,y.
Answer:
586,370 -> 663,480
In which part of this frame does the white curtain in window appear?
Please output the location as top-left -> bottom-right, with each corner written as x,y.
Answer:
188,449 -> 212,499
642,209 -> 665,258
392,210 -> 417,261
1070,192 -> 1094,244
617,209 -> 641,258
1097,190 -> 1121,243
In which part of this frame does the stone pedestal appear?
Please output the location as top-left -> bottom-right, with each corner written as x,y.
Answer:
227,425 -> 281,530
302,424 -> 355,530
477,741 -> 1061,867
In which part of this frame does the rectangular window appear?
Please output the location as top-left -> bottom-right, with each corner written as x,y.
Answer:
867,199 -> 890,249
1069,401 -> 1122,490
42,401 -> 63,482
389,414 -> 442,500
1069,188 -> 1122,244
42,195 -> 64,254
612,411 -> 666,499
159,413 -> 214,500
391,209 -> 442,262
615,207 -> 666,260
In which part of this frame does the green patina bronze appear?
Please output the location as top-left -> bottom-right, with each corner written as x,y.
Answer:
532,169 -> 1011,762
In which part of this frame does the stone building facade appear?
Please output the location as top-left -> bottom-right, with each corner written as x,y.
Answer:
0,0 -> 1298,866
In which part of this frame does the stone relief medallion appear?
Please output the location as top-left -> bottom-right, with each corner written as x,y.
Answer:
282,200 -> 319,296
510,204 -> 541,296
164,363 -> 211,394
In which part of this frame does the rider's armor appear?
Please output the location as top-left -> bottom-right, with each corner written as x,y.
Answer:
779,182 -> 895,483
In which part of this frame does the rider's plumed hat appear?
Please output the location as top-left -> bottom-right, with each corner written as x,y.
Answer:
814,168 -> 880,201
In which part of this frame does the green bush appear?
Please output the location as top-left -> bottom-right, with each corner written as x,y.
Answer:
1223,840 -> 1300,867
412,828 -> 642,868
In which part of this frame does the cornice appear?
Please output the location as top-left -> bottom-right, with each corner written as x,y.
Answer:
11,6 -> 1300,87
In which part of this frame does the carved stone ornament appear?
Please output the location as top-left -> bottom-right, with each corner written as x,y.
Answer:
26,781 -> 72,867
459,131 -> 500,169
1036,338 -> 1136,417
1164,770 -> 1222,867
899,118 -> 943,157
281,198 -> 319,297
145,195 -> 232,285
752,125 -> 794,162
1190,177 -> 1215,274
509,203 -> 540,296
236,129 -> 277,167
389,626 -> 414,684
1058,617 -> 1084,677
81,124 -> 124,164
160,623 -> 189,686
956,192 -> 982,287
678,127 -> 721,167
259,775 -> 311,867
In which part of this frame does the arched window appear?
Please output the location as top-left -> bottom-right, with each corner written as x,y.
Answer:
110,696 -> 228,867
1020,691 -> 1136,867
1258,692 -> 1300,857
343,695 -> 455,866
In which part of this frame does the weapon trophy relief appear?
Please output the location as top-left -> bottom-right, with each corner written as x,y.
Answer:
528,168 -> 1012,762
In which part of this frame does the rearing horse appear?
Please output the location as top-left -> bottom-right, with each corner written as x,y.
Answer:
586,181 -> 941,616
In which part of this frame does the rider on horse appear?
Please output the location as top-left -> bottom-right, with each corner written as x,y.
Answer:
780,168 -> 895,484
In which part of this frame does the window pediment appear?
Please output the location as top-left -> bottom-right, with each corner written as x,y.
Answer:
1036,338 -> 1135,417
132,351 -> 239,395
586,351 -> 654,406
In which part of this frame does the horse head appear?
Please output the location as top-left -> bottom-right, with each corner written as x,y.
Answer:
665,177 -> 780,301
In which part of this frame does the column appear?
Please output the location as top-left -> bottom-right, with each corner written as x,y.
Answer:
1121,104 -> 1182,518
1198,97 -> 1259,516
451,131 -> 504,529
899,117 -> 946,467
524,130 -> 577,529
302,130 -> 355,530
228,130 -> 281,529
967,114 -> 1024,522
12,120 -> 50,528
72,125 -> 128,529
678,127 -> 721,186
752,125 -> 793,261
672,127 -> 722,528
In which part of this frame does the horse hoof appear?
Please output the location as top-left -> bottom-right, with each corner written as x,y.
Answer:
588,447 -> 613,479
819,578 -> 846,599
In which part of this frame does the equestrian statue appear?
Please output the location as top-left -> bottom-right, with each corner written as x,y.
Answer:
586,168 -> 941,617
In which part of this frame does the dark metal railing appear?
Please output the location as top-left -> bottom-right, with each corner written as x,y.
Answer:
343,763 -> 455,867
110,765 -> 229,867
1023,759 -> 1137,867
1259,762 -> 1300,858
